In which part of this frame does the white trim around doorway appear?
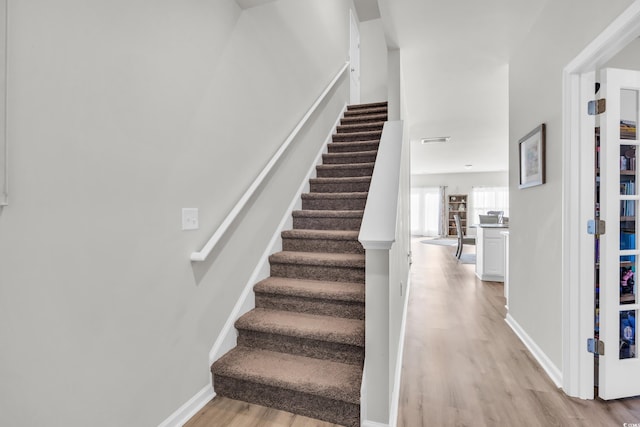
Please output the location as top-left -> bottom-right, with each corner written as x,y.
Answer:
562,0 -> 640,400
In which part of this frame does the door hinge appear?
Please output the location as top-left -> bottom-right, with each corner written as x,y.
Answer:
587,219 -> 606,236
588,338 -> 605,356
588,98 -> 606,115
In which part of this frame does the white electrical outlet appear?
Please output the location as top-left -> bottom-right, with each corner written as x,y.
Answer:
182,208 -> 199,230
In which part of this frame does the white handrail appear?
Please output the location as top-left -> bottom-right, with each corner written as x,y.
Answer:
191,62 -> 350,262
358,120 -> 404,250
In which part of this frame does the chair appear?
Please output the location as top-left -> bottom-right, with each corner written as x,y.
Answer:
454,214 -> 475,259
486,210 -> 504,223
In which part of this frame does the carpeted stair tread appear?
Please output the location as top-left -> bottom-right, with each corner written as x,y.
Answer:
282,229 -> 359,241
322,150 -> 378,164
328,140 -> 379,153
269,250 -> 364,268
340,113 -> 387,125
316,162 -> 375,178
301,192 -> 368,201
254,276 -> 364,303
292,210 -> 363,231
236,308 -> 364,347
332,130 -> 382,142
347,101 -> 388,110
309,176 -> 371,193
212,346 -> 362,405
282,228 -> 363,254
343,106 -> 387,117
293,209 -> 363,219
336,122 -> 385,133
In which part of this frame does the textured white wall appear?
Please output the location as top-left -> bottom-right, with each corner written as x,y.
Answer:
412,171 -> 508,193
360,18 -> 388,104
509,0 -> 634,371
605,37 -> 640,70
0,1 -> 353,426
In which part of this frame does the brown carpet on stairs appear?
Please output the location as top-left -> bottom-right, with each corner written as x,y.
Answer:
211,101 -> 388,427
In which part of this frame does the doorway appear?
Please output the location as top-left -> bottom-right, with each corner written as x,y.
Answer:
563,2 -> 640,400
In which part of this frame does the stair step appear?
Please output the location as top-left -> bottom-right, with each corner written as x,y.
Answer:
322,150 -> 377,165
254,277 -> 364,319
293,209 -> 363,231
316,162 -> 374,178
336,121 -> 385,134
340,113 -> 387,125
301,192 -> 367,211
269,250 -> 365,283
212,346 -> 361,427
343,106 -> 387,117
333,130 -> 382,142
235,308 -> 364,365
282,229 -> 363,254
347,101 -> 388,110
309,176 -> 371,193
327,140 -> 379,153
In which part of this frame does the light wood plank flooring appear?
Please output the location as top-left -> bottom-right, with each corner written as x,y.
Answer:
185,238 -> 640,426
398,238 -> 640,426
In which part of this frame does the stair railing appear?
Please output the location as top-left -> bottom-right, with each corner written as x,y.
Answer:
191,62 -> 349,262
358,120 -> 409,425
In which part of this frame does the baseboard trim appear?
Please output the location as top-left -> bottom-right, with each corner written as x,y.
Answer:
505,313 -> 563,388
157,385 -> 214,427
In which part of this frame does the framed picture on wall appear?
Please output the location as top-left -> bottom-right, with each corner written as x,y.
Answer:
518,124 -> 546,189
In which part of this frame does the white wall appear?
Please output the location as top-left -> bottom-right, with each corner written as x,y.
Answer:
605,37 -> 640,70
360,18 -> 388,104
509,0 -> 634,372
0,1 -> 353,426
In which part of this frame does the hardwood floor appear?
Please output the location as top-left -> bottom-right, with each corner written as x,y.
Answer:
398,237 -> 640,426
184,396 -> 340,427
185,237 -> 640,426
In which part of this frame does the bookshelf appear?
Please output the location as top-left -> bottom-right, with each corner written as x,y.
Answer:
447,194 -> 468,236
594,117 -> 637,365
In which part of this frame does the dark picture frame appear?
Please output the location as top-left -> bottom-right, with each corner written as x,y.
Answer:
518,124 -> 546,189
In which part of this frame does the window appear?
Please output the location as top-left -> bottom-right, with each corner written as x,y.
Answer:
411,187 -> 441,236
471,187 -> 509,224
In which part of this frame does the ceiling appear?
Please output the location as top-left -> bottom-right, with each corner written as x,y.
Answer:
369,0 -> 551,175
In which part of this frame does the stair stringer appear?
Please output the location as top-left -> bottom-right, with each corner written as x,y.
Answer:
207,105 -> 347,369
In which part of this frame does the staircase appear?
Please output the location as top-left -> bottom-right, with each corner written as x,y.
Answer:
212,101 -> 388,427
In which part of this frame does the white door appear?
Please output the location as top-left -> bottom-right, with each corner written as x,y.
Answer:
599,67 -> 640,399
349,10 -> 360,105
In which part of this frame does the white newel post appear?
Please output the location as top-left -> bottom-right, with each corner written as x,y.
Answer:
359,120 -> 404,426
364,248 -> 391,423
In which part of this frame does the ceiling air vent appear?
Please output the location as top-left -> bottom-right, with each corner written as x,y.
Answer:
421,136 -> 451,144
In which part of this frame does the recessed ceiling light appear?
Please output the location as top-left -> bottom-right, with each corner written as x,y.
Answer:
421,136 -> 451,144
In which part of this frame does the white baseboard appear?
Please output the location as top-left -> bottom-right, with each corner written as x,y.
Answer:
157,385 -> 215,427
505,313 -> 563,388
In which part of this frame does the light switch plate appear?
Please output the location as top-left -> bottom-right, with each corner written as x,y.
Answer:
182,208 -> 199,230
